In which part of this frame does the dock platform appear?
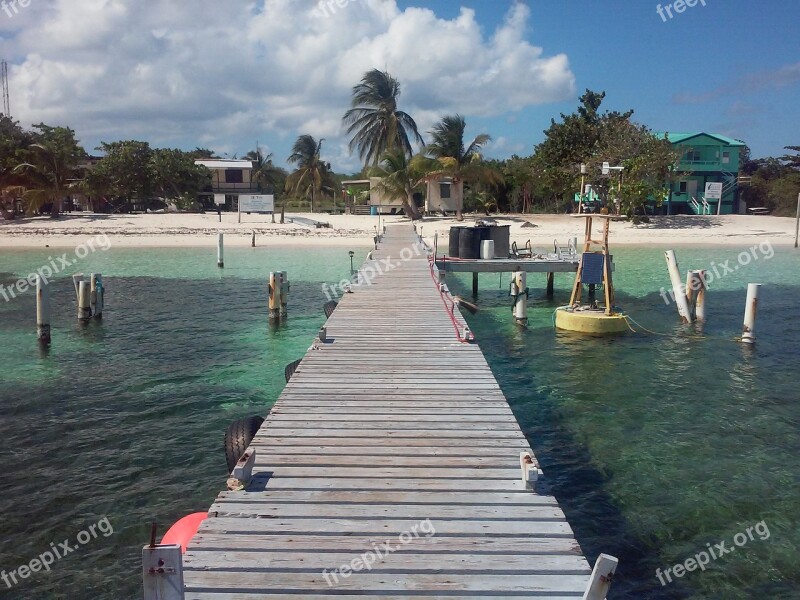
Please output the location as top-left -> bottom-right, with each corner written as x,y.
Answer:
180,224 -> 598,598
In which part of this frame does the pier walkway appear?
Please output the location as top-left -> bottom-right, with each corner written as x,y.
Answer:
181,224 -> 596,598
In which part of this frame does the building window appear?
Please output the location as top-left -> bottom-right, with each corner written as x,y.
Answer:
440,183 -> 451,199
684,151 -> 701,162
225,169 -> 244,184
722,152 -> 730,164
678,182 -> 688,194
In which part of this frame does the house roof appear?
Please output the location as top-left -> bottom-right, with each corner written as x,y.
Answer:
195,160 -> 254,169
657,132 -> 745,147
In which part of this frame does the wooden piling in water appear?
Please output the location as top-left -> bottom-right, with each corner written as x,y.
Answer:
36,275 -> 51,345
78,281 -> 92,321
217,233 -> 224,268
546,272 -> 555,299
269,272 -> 281,321
279,271 -> 288,319
90,273 -> 104,319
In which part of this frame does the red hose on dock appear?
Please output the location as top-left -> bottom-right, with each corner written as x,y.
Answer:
162,512 -> 208,553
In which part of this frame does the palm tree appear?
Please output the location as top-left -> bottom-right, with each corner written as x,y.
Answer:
369,149 -> 431,220
285,135 -> 334,218
425,115 -> 502,220
15,141 -> 82,216
246,148 -> 286,222
246,148 -> 282,193
343,69 -> 424,167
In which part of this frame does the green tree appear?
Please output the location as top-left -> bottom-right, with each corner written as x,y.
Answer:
285,135 -> 335,218
424,114 -> 502,220
86,141 -> 155,211
343,69 -> 424,166
15,124 -> 86,216
0,116 -> 32,218
151,148 -> 211,208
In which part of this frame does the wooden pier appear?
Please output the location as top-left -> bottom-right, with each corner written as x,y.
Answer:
172,224 -> 611,599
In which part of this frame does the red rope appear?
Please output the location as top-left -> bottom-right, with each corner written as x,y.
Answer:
428,255 -> 474,344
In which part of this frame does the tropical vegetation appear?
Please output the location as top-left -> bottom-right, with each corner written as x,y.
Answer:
1,74 -> 797,220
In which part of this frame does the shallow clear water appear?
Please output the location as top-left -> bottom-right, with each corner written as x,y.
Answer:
0,243 -> 798,599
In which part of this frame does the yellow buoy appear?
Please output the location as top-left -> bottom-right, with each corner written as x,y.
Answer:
554,307 -> 629,334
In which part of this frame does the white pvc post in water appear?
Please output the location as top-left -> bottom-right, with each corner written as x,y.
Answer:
36,275 -> 51,345
217,233 -> 224,268
513,271 -> 527,325
741,283 -> 760,344
665,250 -> 692,323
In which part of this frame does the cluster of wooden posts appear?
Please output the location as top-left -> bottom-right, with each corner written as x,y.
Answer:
35,272 -> 104,346
665,250 -> 759,344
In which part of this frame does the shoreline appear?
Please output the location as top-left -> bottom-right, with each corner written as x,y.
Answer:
0,213 -> 797,249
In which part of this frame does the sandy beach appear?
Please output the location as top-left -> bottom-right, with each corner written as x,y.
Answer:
0,212 -> 796,249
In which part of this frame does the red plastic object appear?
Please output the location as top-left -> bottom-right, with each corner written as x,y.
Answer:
161,512 -> 208,553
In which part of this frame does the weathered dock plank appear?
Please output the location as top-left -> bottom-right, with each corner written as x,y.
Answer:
182,224 -> 591,598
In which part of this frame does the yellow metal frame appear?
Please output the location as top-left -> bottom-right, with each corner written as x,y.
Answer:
568,215 -> 620,316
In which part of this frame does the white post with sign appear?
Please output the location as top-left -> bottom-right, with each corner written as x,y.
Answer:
705,182 -> 723,215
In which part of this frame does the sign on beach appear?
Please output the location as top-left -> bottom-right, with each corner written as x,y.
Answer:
239,195 -> 274,213
704,182 -> 723,200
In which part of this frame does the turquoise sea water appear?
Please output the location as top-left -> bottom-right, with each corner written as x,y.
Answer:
0,243 -> 798,599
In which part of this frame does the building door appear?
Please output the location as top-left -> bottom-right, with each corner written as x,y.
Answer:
687,180 -> 698,199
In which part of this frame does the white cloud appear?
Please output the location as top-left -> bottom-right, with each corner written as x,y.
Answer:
2,0 -> 575,170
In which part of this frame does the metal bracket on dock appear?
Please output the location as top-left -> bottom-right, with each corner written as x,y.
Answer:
142,544 -> 185,600
227,448 -> 256,491
520,452 -> 543,490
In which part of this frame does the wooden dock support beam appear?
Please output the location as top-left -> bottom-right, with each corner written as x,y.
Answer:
36,275 -> 51,345
217,233 -> 224,268
582,554 -> 619,600
142,543 -> 185,600
546,272 -> 555,299
472,272 -> 479,296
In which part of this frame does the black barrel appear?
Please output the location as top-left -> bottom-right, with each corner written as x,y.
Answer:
448,226 -> 463,257
488,225 -> 510,258
459,227 -> 482,259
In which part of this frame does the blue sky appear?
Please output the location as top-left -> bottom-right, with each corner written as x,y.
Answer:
411,0 -> 800,160
2,0 -> 797,168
